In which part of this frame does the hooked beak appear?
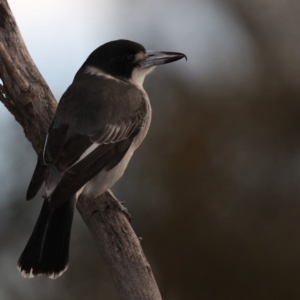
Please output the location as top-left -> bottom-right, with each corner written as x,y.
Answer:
141,51 -> 187,69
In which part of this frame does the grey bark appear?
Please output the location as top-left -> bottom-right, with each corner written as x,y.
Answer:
78,191 -> 162,300
0,1 -> 162,299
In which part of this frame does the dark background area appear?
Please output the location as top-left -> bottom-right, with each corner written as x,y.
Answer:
1,0 -> 300,299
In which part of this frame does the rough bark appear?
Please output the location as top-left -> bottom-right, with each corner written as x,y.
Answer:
0,0 -> 56,152
0,1 -> 162,299
78,191 -> 162,300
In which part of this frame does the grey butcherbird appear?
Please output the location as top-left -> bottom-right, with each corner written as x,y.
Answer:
17,39 -> 186,279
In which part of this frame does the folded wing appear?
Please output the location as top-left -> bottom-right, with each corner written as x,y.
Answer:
26,76 -> 146,208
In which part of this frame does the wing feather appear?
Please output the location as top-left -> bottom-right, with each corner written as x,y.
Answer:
27,75 -> 147,206
49,138 -> 133,210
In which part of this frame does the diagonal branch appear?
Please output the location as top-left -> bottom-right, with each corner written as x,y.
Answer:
0,1 -> 162,299
0,0 -> 56,152
0,43 -> 29,92
78,191 -> 162,300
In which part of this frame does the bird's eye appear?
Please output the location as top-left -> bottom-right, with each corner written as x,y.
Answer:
126,54 -> 134,61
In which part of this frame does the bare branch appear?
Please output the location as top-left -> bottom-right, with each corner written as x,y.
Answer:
0,0 -> 56,152
0,43 -> 29,92
0,0 -> 162,299
78,191 -> 162,300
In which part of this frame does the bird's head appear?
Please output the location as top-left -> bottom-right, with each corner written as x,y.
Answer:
79,39 -> 187,86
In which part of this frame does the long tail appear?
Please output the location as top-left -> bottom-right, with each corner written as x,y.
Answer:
17,196 -> 76,279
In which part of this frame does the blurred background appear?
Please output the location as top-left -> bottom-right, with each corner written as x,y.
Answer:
1,0 -> 300,299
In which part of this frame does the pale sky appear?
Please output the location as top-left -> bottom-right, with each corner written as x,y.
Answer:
0,0 -> 255,203
8,0 -> 255,96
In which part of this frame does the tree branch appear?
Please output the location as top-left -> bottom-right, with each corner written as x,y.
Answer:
78,191 -> 162,300
0,0 -> 56,152
0,1 -> 162,299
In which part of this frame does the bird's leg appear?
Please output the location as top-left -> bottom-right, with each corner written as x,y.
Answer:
78,191 -> 131,222
106,190 -> 131,222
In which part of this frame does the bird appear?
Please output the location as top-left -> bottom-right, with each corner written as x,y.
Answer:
17,39 -> 186,279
